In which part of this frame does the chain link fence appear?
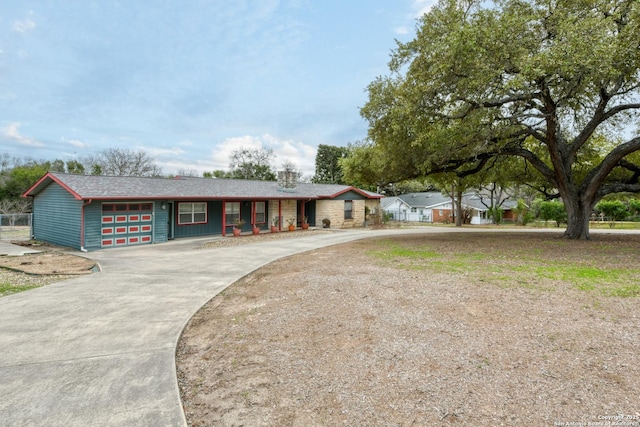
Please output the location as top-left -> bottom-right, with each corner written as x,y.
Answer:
0,213 -> 32,241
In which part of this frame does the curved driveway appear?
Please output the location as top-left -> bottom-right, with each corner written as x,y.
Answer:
0,228 -> 443,427
3,226 -> 633,426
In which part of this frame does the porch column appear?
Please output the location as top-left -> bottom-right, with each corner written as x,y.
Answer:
222,201 -> 226,236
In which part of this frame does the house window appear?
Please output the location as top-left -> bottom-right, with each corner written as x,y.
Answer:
344,200 -> 353,220
255,202 -> 266,224
179,202 -> 207,225
225,202 -> 240,226
411,207 -> 417,213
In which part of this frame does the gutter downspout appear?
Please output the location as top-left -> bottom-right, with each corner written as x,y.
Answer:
80,199 -> 92,252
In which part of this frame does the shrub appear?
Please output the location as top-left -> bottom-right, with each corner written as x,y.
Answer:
538,201 -> 567,227
595,200 -> 629,227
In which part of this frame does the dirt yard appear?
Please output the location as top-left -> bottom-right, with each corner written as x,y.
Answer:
0,241 -> 96,296
177,232 -> 640,427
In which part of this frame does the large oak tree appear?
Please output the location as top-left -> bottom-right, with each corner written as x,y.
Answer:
360,0 -> 640,239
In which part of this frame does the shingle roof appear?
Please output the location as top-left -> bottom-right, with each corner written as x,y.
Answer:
397,192 -> 451,208
24,173 -> 382,201
393,191 -> 517,211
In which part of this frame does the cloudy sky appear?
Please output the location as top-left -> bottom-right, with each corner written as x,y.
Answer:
1,1 -> 434,177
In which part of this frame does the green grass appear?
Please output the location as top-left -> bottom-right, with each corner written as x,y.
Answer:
367,244 -> 440,261
0,282 -> 42,297
365,236 -> 640,298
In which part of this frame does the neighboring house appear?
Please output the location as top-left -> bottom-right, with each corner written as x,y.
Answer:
382,193 -> 449,222
23,172 -> 382,251
382,192 -> 517,225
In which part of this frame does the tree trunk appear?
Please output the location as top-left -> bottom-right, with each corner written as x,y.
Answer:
563,195 -> 592,240
455,187 -> 463,227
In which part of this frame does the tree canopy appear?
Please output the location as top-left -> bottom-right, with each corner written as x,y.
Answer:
82,147 -> 163,177
312,144 -> 348,184
229,147 -> 276,181
358,0 -> 640,239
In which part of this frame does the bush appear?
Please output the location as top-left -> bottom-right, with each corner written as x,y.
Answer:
488,207 -> 503,225
538,201 -> 567,227
513,199 -> 531,226
627,199 -> 640,216
595,200 -> 629,226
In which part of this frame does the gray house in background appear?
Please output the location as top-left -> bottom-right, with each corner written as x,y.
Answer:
382,192 -> 517,224
23,172 -> 381,251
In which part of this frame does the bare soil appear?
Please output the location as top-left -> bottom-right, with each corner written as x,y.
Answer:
177,232 -> 640,427
0,241 -> 96,275
0,241 -> 96,296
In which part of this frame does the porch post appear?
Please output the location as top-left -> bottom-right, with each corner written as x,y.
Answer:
222,201 -> 226,236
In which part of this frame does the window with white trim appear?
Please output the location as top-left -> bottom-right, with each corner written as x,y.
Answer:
225,202 -> 240,226
179,202 -> 207,225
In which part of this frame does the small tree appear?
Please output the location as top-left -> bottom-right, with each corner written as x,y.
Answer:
513,199 -> 531,226
595,200 -> 629,227
538,201 -> 567,228
488,207 -> 504,225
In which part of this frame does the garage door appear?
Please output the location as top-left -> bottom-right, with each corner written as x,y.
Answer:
101,203 -> 153,247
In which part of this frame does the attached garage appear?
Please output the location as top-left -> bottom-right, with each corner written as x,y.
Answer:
100,203 -> 154,247
23,172 -> 382,251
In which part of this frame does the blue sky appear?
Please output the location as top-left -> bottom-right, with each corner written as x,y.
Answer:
0,1 -> 434,177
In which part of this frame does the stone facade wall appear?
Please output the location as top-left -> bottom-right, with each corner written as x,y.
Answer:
267,199 -> 298,231
316,199 -> 381,229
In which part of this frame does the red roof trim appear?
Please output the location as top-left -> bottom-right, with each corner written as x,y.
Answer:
318,186 -> 382,199
22,172 -> 83,200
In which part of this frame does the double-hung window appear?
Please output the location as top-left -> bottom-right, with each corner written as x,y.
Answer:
255,202 -> 266,224
225,202 -> 241,226
344,200 -> 353,220
179,202 -> 207,225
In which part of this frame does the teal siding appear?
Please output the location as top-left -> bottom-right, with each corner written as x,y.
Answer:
32,183 -> 82,250
333,190 -> 367,201
83,202 -> 103,251
154,201 -> 168,243
174,201 -> 223,238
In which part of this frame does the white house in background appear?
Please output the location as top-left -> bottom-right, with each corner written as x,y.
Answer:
381,192 -> 518,225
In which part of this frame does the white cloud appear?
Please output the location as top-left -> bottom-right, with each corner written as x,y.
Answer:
209,134 -> 317,176
140,146 -> 186,158
413,0 -> 435,18
62,137 -> 88,148
2,122 -> 44,147
394,26 -> 409,35
13,11 -> 36,33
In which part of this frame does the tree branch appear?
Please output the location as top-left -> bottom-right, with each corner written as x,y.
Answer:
598,183 -> 640,198
499,146 -> 556,184
581,136 -> 640,199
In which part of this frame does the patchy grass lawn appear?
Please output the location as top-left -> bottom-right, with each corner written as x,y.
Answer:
178,231 -> 640,426
367,232 -> 640,297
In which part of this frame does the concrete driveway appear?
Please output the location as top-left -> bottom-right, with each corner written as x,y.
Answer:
0,228 -> 440,427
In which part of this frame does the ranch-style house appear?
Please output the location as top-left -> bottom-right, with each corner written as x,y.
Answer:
23,172 -> 382,251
